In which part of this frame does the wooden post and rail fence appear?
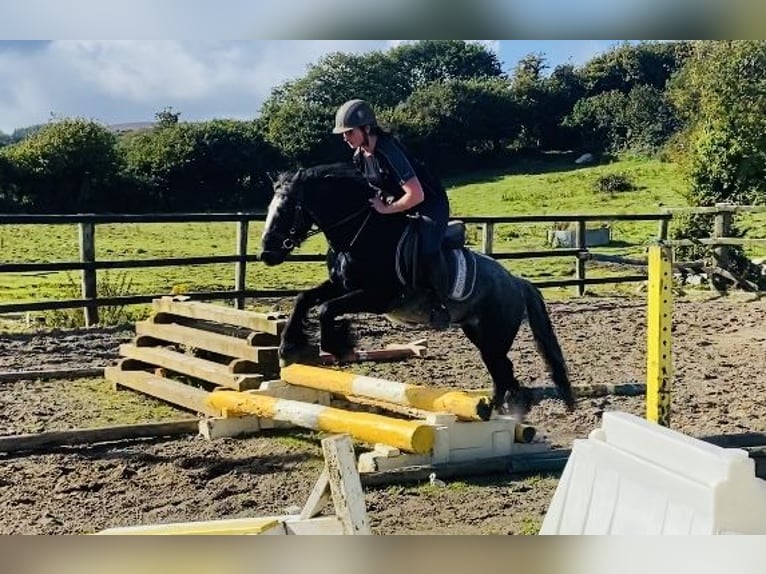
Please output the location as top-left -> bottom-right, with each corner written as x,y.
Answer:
1,204 -> 765,326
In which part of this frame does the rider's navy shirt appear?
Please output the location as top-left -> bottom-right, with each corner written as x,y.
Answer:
354,134 -> 447,213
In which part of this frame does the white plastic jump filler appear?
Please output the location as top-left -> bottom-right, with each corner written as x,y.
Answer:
541,411 -> 766,535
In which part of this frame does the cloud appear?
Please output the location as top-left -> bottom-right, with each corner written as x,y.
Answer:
0,40 -> 388,133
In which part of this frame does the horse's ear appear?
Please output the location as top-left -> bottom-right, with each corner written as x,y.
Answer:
265,172 -> 276,185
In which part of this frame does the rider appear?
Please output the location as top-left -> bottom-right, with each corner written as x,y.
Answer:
332,98 -> 451,330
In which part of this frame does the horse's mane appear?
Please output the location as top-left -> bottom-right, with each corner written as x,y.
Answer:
278,162 -> 363,187
303,162 -> 363,181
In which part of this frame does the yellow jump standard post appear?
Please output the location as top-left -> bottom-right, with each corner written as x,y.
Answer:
208,390 -> 434,454
645,243 -> 673,427
280,364 -> 492,421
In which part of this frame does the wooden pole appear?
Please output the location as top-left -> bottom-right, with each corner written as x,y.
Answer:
481,222 -> 494,255
280,364 -> 491,421
0,420 -> 200,453
645,243 -> 673,426
657,217 -> 669,241
712,203 -> 734,292
234,219 -> 249,310
575,219 -> 587,296
79,221 -> 98,326
0,367 -> 104,383
208,390 -> 434,454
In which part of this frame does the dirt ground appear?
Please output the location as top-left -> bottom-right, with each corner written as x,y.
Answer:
1,292 -> 766,534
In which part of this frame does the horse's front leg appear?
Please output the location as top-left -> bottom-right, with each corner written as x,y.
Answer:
280,280 -> 342,365
317,289 -> 388,360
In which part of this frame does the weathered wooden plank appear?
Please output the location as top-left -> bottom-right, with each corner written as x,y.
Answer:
245,331 -> 281,346
134,321 -> 279,366
299,471 -> 331,520
0,367 -> 104,383
150,313 -> 280,346
321,435 -> 371,534
99,516 -> 286,536
119,344 -> 264,391
0,419 -> 200,453
318,347 -> 423,364
151,298 -> 287,335
359,449 -> 572,486
105,366 -> 220,416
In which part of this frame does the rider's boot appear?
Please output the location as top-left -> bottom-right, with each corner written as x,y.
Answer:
424,250 -> 451,331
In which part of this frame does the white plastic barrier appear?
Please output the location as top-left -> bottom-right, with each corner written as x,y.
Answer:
540,411 -> 766,534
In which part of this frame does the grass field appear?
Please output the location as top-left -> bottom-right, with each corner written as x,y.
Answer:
3,154 -> 765,328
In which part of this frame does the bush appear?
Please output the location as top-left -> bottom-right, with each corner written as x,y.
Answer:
593,172 -> 636,193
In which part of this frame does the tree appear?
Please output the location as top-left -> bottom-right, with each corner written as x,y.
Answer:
1,118 -> 123,213
388,77 -> 520,174
564,90 -> 628,153
388,40 -> 503,91
537,63 -> 587,150
669,41 -> 766,206
0,154 -> 24,211
565,85 -> 679,154
155,106 -> 181,128
259,41 -> 504,165
579,41 -> 693,96
120,119 -> 284,212
667,41 -> 766,287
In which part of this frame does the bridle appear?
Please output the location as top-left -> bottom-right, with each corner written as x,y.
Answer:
274,172 -> 372,252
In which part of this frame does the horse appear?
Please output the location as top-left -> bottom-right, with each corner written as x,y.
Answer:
259,163 -> 575,419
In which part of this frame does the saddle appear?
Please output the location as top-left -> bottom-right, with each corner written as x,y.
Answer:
395,220 -> 478,302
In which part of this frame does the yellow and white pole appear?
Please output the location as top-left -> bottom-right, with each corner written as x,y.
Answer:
646,243 -> 673,427
208,390 -> 434,454
280,364 -> 491,421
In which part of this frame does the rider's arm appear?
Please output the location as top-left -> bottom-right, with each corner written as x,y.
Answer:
376,177 -> 423,214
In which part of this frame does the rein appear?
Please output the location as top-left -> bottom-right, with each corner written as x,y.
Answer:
279,186 -> 372,250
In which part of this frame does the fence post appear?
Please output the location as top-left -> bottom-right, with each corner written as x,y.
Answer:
235,218 -> 249,310
710,203 -> 733,290
575,219 -> 586,296
657,215 -> 669,241
79,221 -> 98,326
481,222 -> 494,255
646,243 -> 673,427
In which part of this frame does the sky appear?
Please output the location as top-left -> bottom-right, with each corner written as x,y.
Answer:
0,40 -> 628,135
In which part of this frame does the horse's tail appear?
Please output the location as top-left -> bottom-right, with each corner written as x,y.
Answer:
522,280 -> 576,410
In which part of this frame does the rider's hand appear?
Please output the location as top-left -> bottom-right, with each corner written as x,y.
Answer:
369,196 -> 390,214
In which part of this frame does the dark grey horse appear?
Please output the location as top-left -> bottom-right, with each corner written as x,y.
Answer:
260,163 -> 575,419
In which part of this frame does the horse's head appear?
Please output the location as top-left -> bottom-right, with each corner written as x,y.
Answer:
260,169 -> 312,266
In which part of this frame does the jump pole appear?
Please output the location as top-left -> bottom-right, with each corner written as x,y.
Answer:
208,390 -> 434,454
280,364 -> 492,421
645,243 -> 673,427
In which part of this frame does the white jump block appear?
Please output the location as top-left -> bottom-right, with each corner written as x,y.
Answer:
541,411 -> 766,535
358,413 -> 548,473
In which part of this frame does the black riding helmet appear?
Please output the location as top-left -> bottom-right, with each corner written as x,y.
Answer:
332,99 -> 377,134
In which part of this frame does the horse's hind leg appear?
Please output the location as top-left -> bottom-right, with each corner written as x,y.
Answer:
461,319 -> 530,417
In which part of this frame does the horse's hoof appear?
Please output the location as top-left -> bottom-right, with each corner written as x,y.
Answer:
476,398 -> 492,421
561,390 -> 577,412
279,343 -> 315,367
